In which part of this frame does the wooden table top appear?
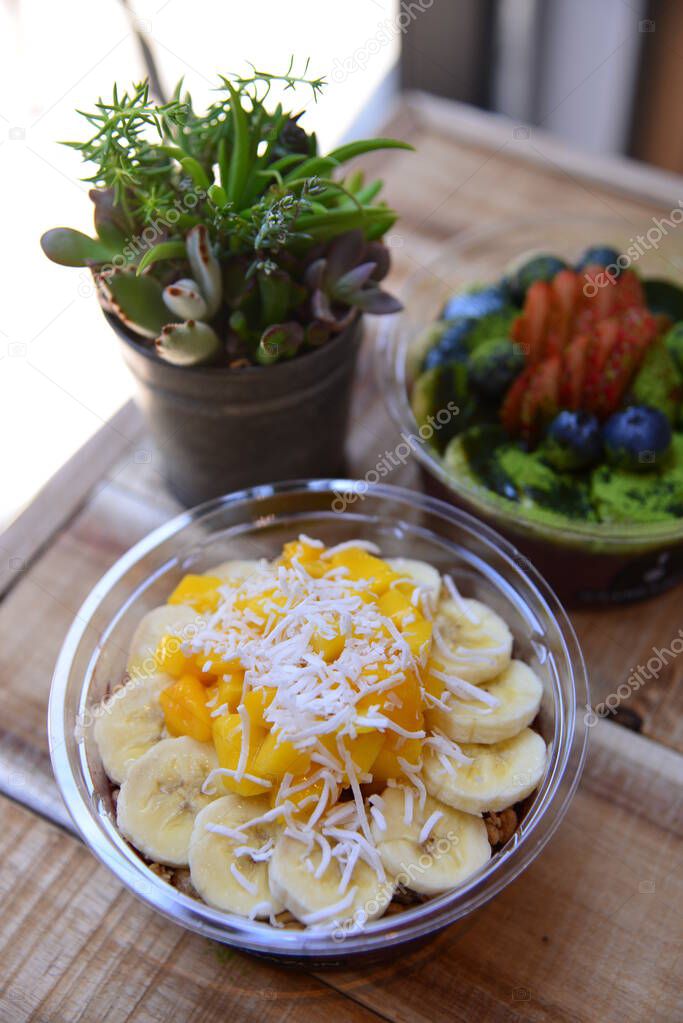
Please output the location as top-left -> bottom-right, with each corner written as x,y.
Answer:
1,93 -> 682,1023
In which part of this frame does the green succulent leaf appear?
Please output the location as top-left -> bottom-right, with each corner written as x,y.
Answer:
157,143 -> 189,161
349,179 -> 384,205
293,206 -> 397,241
255,321 -> 304,364
137,240 -> 187,274
283,155 -> 338,181
180,156 -> 212,190
207,183 -> 228,207
40,228 -> 113,267
217,137 -> 230,193
267,153 -> 309,175
258,269 -> 294,326
226,83 -> 250,207
106,272 -> 176,336
229,309 -> 251,343
325,138 -> 414,164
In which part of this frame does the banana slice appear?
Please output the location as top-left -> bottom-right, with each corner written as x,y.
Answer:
117,736 -> 218,866
386,558 -> 442,614
210,559 -> 263,585
93,673 -> 169,784
127,603 -> 201,676
426,660 -> 543,745
269,833 -> 394,930
423,728 -> 547,815
189,795 -> 284,918
429,597 -> 513,684
370,789 -> 490,895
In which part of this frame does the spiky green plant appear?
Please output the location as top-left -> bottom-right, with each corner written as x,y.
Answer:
41,61 -> 412,366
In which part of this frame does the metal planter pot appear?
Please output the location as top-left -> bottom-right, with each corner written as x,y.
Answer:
111,316 -> 363,506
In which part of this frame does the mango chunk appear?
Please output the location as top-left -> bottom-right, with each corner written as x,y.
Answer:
153,633 -> 196,678
243,687 -> 275,728
329,548 -> 399,595
212,713 -> 269,796
404,617 -> 433,662
343,731 -> 385,775
371,735 -> 422,784
252,729 -> 310,778
206,677 -> 243,714
311,628 -> 345,663
159,674 -> 213,743
167,574 -> 222,613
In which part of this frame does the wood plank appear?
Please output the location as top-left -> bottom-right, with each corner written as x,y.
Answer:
0,796 -> 383,1023
1,721 -> 680,1023
0,482 -> 170,806
317,721 -> 683,1023
0,400 -> 144,599
2,96 -> 683,1023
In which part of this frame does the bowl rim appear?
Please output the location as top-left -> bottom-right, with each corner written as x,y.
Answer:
376,211 -> 683,550
49,478 -> 589,958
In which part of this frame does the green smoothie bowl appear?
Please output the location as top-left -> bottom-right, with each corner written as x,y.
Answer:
378,215 -> 683,606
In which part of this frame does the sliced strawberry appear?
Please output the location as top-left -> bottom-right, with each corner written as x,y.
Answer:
612,269 -> 645,312
545,270 -> 582,355
593,341 -> 642,419
514,281 -> 553,363
559,333 -> 590,409
583,318 -> 620,414
576,264 -> 619,331
501,365 -> 534,435
585,309 -> 656,417
519,354 -> 561,440
619,306 -> 657,349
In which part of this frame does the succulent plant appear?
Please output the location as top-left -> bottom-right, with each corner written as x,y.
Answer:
41,64 -> 411,368
304,230 -> 400,333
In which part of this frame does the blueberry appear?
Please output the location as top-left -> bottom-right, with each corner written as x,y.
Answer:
575,245 -> 622,274
423,318 -> 475,370
468,338 -> 525,398
544,410 -> 603,471
509,255 -> 567,304
441,284 -> 509,321
603,405 -> 672,471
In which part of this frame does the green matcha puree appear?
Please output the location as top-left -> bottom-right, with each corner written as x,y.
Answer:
446,430 -> 683,526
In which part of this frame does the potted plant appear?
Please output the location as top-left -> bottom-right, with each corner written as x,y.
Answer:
41,63 -> 411,505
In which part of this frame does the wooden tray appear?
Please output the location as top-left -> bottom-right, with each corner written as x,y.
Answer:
2,93 -> 682,1022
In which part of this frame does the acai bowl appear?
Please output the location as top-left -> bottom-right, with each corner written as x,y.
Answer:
49,480 -> 587,965
378,215 -> 683,605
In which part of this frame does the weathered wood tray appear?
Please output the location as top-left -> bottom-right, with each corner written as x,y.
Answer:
1,94 -> 681,1022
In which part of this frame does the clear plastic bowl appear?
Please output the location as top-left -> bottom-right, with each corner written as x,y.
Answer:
49,480 -> 588,965
377,214 -> 683,605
